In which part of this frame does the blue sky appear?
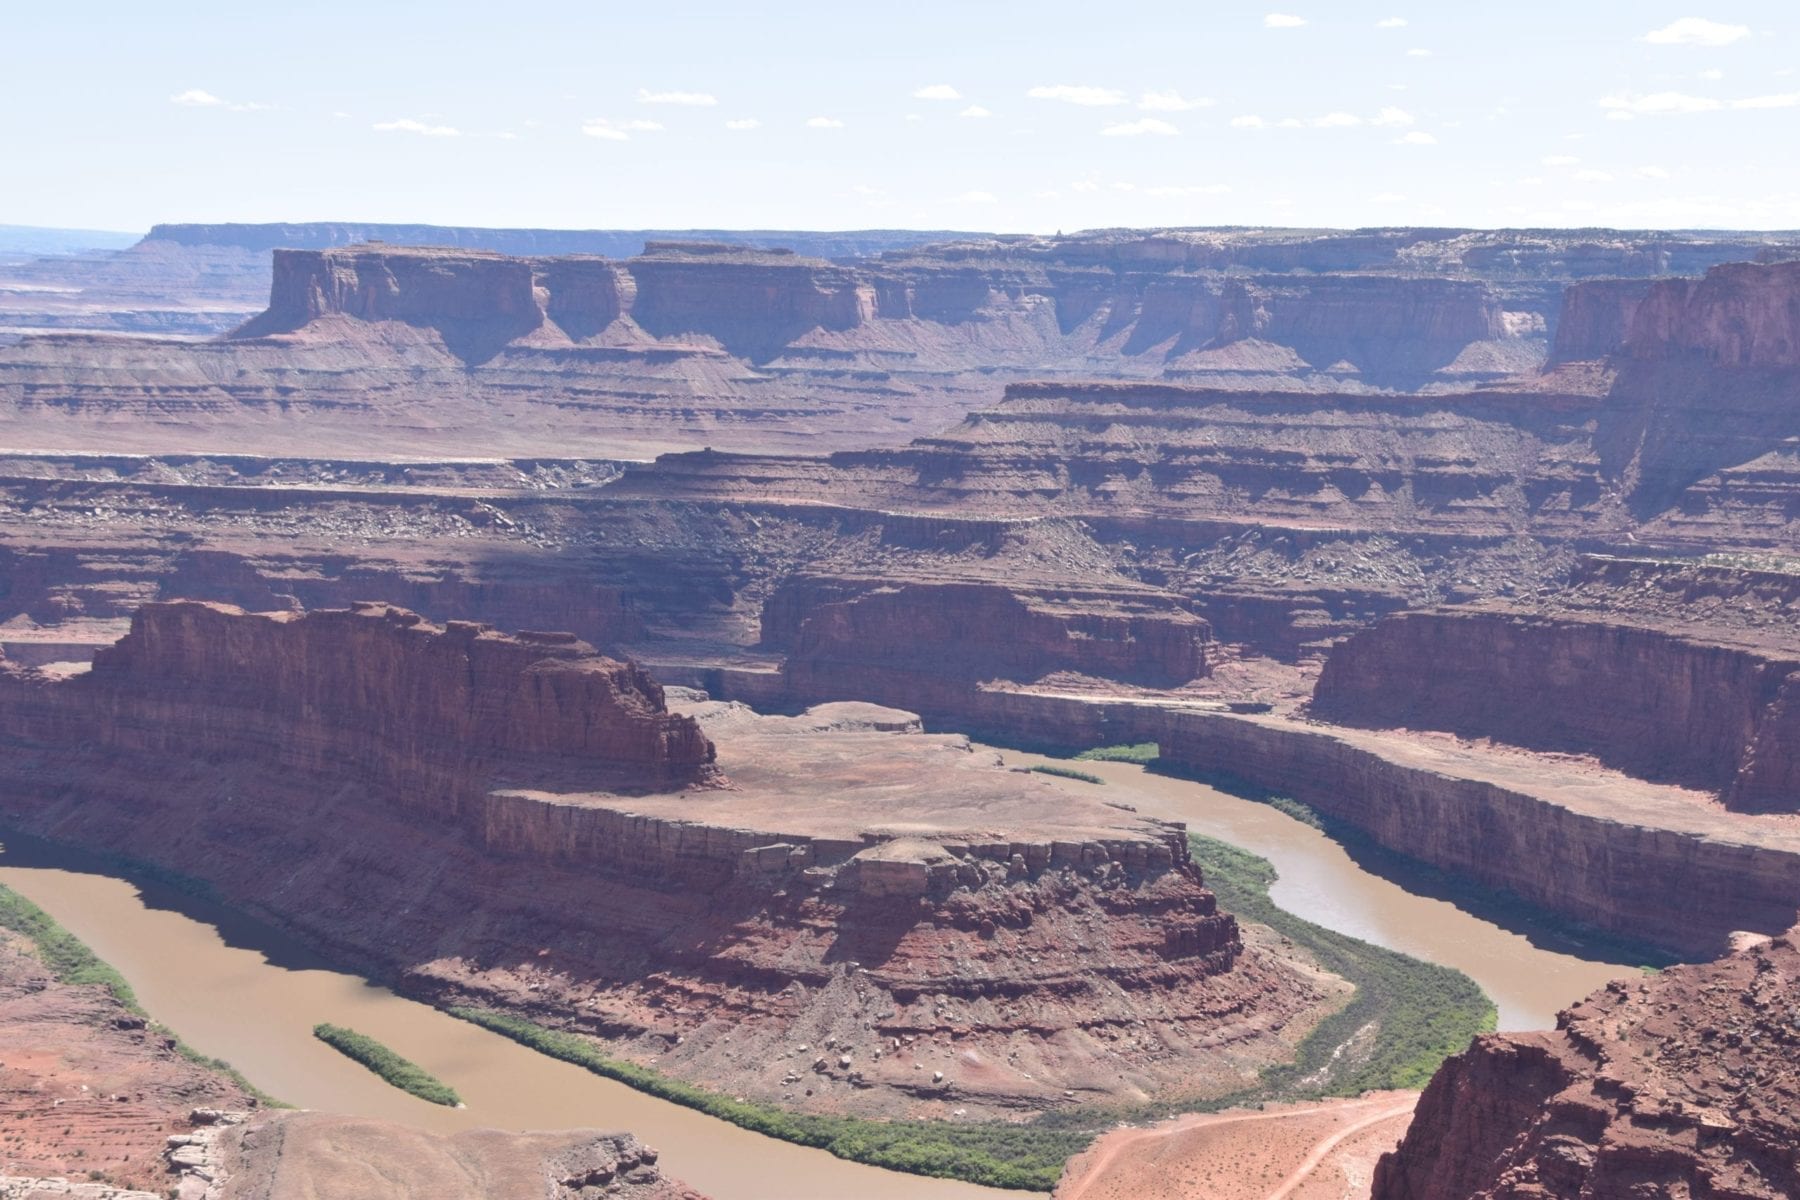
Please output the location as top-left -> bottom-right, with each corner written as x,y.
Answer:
3,1 -> 1796,233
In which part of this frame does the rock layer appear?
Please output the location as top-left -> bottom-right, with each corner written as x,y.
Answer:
1373,929 -> 1800,1199
0,605 -> 1328,1117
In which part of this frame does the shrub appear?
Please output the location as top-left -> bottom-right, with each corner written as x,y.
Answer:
312,1023 -> 461,1106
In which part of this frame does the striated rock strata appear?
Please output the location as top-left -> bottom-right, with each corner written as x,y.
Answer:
1373,929 -> 1800,1199
0,603 -> 1332,1118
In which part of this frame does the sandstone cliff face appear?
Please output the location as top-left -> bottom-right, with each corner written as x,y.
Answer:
1623,261 -> 1800,368
0,603 -> 1319,1118
1373,930 -> 1800,1199
625,245 -> 873,360
1547,277 -> 1657,363
768,577 -> 1212,705
79,601 -> 717,795
1312,609 -> 1800,797
236,247 -> 546,361
1154,708 -> 1800,957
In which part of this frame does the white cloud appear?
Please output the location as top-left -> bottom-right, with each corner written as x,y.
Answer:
1699,68 -> 1725,80
1230,114 -> 1267,128
959,105 -> 993,118
1312,111 -> 1363,127
806,116 -> 845,128
331,110 -> 351,119
1734,92 -> 1800,108
914,84 -> 962,101
1277,117 -> 1305,128
1542,154 -> 1580,165
1574,169 -> 1615,182
1101,117 -> 1180,136
1376,16 -> 1408,27
1111,181 -> 1136,191
170,88 -> 268,112
1516,176 -> 1545,186
1395,130 -> 1437,144
1370,190 -> 1408,203
580,117 -> 662,140
1264,13 -> 1307,27
724,117 -> 761,130
1372,106 -> 1414,126
1643,18 -> 1749,46
950,189 -> 998,204
1027,84 -> 1127,106
1598,90 -> 1722,115
1146,183 -> 1231,196
374,117 -> 461,137
1138,89 -> 1214,111
904,113 -> 924,122
1070,176 -> 1102,193
1636,165 -> 1671,179
635,88 -> 716,106
1406,47 -> 1433,57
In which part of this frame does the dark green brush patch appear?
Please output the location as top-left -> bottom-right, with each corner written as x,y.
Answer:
312,1023 -> 462,1107
1028,764 -> 1105,784
1073,742 -> 1160,764
449,1008 -> 1082,1191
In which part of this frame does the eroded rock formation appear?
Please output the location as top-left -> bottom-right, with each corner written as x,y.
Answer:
1373,929 -> 1800,1199
0,604 -> 1330,1118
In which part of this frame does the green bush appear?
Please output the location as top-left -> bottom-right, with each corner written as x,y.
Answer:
451,1008 -> 1084,1191
1073,742 -> 1160,764
312,1023 -> 461,1107
1029,764 -> 1105,785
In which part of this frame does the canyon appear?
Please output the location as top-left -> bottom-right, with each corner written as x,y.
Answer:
4,221 -> 1800,1197
0,601 -> 1337,1123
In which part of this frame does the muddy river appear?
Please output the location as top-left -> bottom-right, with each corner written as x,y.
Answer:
989,749 -> 1637,1031
0,760 -> 1632,1197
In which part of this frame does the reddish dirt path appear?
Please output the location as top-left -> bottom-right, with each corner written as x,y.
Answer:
1054,1092 -> 1418,1200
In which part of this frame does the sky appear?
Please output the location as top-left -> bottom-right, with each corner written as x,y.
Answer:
3,1 -> 1797,234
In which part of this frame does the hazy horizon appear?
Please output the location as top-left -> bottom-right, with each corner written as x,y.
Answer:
4,2 -> 1798,234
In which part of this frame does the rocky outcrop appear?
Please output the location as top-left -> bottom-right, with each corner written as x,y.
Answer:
768,577 -> 1212,706
626,244 -> 873,359
203,1114 -> 706,1200
0,605 -> 1329,1118
1155,707 -> 1800,956
1623,260 -> 1800,368
1312,608 -> 1800,796
1546,277 -> 1656,363
66,600 -> 717,796
0,927 -> 256,1193
1373,929 -> 1800,1199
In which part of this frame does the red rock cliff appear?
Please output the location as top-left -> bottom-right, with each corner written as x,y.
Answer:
1311,608 -> 1800,795
1373,929 -> 1800,1199
82,600 -> 717,795
1547,277 -> 1657,363
234,246 -> 545,360
1623,260 -> 1800,367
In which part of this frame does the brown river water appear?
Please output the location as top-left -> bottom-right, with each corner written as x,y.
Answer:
0,763 -> 1633,1198
988,749 -> 1638,1031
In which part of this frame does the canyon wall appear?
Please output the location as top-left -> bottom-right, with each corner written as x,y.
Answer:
1374,930 -> 1800,1200
0,602 -> 1318,1118
1312,609 -> 1800,797
1155,709 -> 1800,956
768,576 -> 1213,701
50,601 -> 717,798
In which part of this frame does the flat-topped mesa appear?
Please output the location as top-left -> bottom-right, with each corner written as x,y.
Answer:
1621,259 -> 1800,368
232,245 -> 546,359
86,600 -> 719,796
1373,928 -> 1800,1200
626,241 -> 874,358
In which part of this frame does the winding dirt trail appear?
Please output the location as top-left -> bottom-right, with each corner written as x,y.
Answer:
1054,1093 -> 1418,1200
